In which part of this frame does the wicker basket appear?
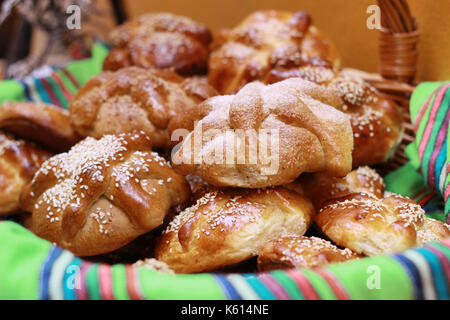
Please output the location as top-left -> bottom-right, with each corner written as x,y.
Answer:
358,0 -> 420,173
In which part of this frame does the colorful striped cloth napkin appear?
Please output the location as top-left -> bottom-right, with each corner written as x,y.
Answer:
0,43 -> 448,299
0,220 -> 449,300
385,82 -> 450,223
0,43 -> 109,108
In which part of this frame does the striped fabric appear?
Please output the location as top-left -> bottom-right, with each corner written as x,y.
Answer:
410,82 -> 450,222
18,66 -> 78,108
0,221 -> 446,300
0,43 -> 109,109
384,81 -> 449,223
0,221 -> 450,300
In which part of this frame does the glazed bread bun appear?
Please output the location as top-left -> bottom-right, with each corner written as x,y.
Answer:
316,192 -> 450,256
0,132 -> 51,215
257,235 -> 361,271
266,66 -> 404,167
0,102 -> 81,152
69,67 -> 217,148
171,78 -> 353,188
299,166 -> 385,209
103,13 -> 212,75
208,10 -> 340,94
155,185 -> 315,273
21,132 -> 191,256
417,217 -> 450,246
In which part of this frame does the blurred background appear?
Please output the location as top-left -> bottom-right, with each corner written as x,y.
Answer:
0,0 -> 449,81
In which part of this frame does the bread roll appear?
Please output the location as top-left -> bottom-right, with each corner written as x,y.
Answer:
257,235 -> 361,271
299,166 -> 385,209
266,66 -> 404,167
69,67 -> 217,148
172,78 -> 353,188
208,10 -> 340,94
0,132 -> 51,215
21,132 -> 191,256
0,102 -> 80,152
316,192 -> 450,256
417,217 -> 450,246
155,186 -> 315,273
103,13 -> 212,75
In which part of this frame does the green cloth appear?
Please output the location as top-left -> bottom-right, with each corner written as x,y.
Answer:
0,222 -> 50,299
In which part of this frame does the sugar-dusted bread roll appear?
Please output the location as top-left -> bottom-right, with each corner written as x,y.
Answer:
257,235 -> 361,271
155,185 -> 315,273
21,132 -> 191,256
103,13 -> 212,75
69,67 -> 217,148
299,166 -> 385,209
171,78 -> 353,188
208,10 -> 340,94
0,132 -> 51,215
316,192 -> 450,256
0,102 -> 81,152
266,67 -> 404,167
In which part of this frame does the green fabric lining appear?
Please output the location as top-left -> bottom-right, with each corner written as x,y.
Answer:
65,44 -> 108,86
0,80 -> 25,105
138,268 -> 227,300
0,221 -> 50,299
327,256 -> 413,300
384,162 -> 427,197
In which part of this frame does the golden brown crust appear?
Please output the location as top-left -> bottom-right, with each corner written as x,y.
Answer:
299,166 -> 385,209
257,235 -> 361,271
69,67 -> 217,148
0,132 -> 51,215
103,13 -> 212,75
208,10 -> 340,94
155,186 -> 315,273
316,192 -> 450,256
266,66 -> 404,166
417,218 -> 450,246
21,132 -> 191,256
0,102 -> 81,152
171,78 -> 353,188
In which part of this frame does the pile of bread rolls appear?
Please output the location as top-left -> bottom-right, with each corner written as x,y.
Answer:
1,11 -> 448,274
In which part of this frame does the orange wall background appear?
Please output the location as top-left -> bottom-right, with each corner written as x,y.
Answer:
123,0 -> 450,81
